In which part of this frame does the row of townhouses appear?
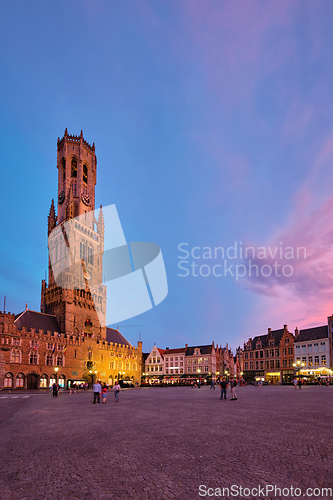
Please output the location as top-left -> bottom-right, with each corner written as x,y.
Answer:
142,342 -> 241,383
242,317 -> 333,384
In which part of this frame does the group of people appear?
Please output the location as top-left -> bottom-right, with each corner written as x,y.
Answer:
218,377 -> 238,400
92,380 -> 121,404
51,382 -> 61,397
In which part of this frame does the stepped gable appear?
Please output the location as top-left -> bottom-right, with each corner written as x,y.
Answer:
106,327 -> 132,347
14,309 -> 60,334
249,329 -> 284,349
296,325 -> 328,342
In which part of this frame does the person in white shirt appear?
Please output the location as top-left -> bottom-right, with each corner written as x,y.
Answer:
92,380 -> 102,404
113,381 -> 121,402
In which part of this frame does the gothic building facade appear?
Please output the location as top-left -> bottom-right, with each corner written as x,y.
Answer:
0,130 -> 142,390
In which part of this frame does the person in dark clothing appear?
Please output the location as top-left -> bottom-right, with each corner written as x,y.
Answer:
220,378 -> 227,400
52,382 -> 58,397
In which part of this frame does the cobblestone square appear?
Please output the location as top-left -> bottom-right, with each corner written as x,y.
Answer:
0,385 -> 332,500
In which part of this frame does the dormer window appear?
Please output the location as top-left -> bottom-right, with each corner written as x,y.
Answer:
269,340 -> 274,346
83,164 -> 88,184
71,158 -> 77,178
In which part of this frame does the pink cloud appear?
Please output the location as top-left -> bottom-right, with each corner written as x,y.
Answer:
242,195 -> 333,334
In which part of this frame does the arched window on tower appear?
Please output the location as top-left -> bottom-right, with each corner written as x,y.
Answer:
71,158 -> 77,178
80,240 -> 87,262
87,245 -> 93,265
62,158 -> 66,181
83,164 -> 88,184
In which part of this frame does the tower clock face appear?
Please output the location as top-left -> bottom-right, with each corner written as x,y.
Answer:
58,191 -> 65,204
81,193 -> 91,206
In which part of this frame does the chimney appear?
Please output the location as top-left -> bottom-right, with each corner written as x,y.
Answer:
284,324 -> 287,330
166,347 -> 169,350
268,328 -> 271,333
185,344 -> 188,348
294,327 -> 299,339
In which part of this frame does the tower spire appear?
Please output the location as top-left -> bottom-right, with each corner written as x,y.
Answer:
48,199 -> 57,235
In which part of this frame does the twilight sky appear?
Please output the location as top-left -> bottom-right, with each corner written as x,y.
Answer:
1,0 -> 333,353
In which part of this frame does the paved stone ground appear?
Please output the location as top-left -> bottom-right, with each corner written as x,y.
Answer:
0,385 -> 332,500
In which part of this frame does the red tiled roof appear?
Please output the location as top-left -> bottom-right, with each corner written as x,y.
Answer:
163,348 -> 186,355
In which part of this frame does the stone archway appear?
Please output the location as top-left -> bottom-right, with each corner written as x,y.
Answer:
27,373 -> 39,390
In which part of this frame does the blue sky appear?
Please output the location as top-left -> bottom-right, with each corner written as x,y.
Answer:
1,1 -> 333,353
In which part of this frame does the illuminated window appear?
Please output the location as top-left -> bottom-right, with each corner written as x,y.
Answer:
40,376 -> 48,388
4,373 -> 13,388
321,356 -> 326,366
314,356 -> 319,366
16,373 -> 25,387
11,349 -> 21,363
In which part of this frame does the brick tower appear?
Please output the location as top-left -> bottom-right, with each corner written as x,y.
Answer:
41,130 -> 107,338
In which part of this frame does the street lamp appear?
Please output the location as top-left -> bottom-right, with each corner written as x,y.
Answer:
55,366 -> 59,381
293,360 -> 305,380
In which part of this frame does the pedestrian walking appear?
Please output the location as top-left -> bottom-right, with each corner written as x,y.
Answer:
101,384 -> 107,403
293,378 -> 297,389
230,377 -> 237,400
92,380 -> 102,404
298,378 -> 302,389
210,379 -> 215,390
113,381 -> 121,402
219,378 -> 227,400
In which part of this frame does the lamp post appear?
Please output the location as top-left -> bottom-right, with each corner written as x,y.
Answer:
293,360 -> 305,380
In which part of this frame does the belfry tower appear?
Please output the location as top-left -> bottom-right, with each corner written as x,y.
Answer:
41,130 -> 107,338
